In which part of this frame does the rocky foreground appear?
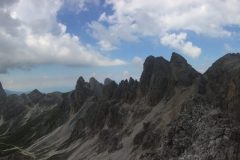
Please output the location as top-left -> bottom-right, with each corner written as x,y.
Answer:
0,52 -> 240,160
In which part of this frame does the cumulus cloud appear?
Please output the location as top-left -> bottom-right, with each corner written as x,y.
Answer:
98,40 -> 117,51
90,0 -> 240,57
132,56 -> 143,66
0,0 -> 125,73
160,33 -> 201,58
62,0 -> 101,13
89,21 -> 138,51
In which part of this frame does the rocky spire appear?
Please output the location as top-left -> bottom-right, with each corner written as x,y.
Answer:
74,76 -> 92,111
0,81 -> 6,100
103,78 -> 118,99
28,89 -> 44,104
140,55 -> 170,105
104,78 -> 113,86
170,52 -> 200,86
76,76 -> 86,90
170,52 -> 187,64
140,52 -> 201,106
104,77 -> 138,103
89,77 -> 103,97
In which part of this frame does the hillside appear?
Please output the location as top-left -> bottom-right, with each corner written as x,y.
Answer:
0,52 -> 240,160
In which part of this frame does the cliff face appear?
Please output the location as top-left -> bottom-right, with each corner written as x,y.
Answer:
0,82 -> 6,102
0,52 -> 240,160
140,52 -> 200,106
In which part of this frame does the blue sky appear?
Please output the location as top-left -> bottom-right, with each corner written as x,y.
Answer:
0,0 -> 240,92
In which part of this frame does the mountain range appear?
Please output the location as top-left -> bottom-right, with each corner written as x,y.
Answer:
0,52 -> 240,160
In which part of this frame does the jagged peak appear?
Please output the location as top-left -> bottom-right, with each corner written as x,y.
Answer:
88,77 -> 103,97
89,77 -> 98,83
28,89 -> 44,104
0,81 -> 6,98
77,76 -> 85,84
104,78 -> 115,86
170,52 -> 187,64
144,55 -> 168,64
119,79 -> 128,86
0,81 -> 4,91
141,55 -> 169,77
129,77 -> 134,82
145,55 -> 155,61
89,77 -> 101,86
75,76 -> 87,90
29,89 -> 42,95
215,53 -> 240,63
205,53 -> 240,75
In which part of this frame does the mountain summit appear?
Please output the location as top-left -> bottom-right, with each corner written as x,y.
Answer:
140,52 -> 200,105
0,82 -> 6,99
0,52 -> 240,160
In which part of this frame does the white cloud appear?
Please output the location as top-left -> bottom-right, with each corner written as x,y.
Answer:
160,33 -> 201,58
0,0 -> 125,73
98,40 -> 117,51
89,21 -> 138,51
132,56 -> 143,66
62,0 -> 101,13
90,0 -> 240,57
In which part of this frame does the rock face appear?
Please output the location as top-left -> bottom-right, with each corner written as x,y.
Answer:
1,52 -> 240,160
28,89 -> 44,104
89,77 -> 103,97
170,52 -> 200,86
205,53 -> 240,122
103,78 -> 118,99
140,56 -> 170,105
0,82 -> 6,101
73,76 -> 92,111
0,82 -> 6,115
113,77 -> 138,103
140,53 -> 200,105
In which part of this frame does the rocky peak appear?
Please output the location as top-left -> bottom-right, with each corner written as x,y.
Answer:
28,89 -> 44,104
73,76 -> 92,111
76,76 -> 87,90
89,77 -> 100,87
205,53 -> 240,117
103,78 -> 118,99
29,89 -> 42,95
0,81 -> 6,98
104,78 -> 113,86
0,82 -> 7,104
140,56 -> 169,93
205,53 -> 240,89
129,77 -> 135,85
205,53 -> 240,77
170,52 -> 200,86
140,55 -> 170,105
140,53 -> 201,106
170,52 -> 187,64
2,52 -> 240,160
89,77 -> 103,97
110,77 -> 138,103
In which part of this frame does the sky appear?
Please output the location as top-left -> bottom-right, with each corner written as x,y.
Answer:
0,0 -> 240,93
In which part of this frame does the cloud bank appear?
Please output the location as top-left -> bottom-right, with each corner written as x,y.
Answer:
0,0 -> 125,73
160,33 -> 201,58
90,0 -> 240,57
